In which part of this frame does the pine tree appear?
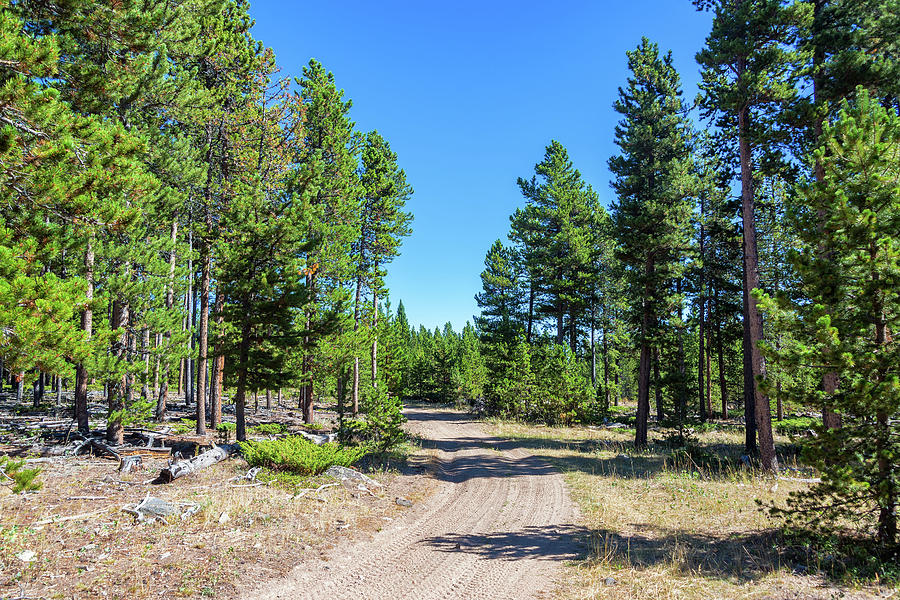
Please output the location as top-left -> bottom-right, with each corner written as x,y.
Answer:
695,0 -> 807,470
609,37 -> 694,448
762,90 -> 900,548
511,141 -> 600,351
294,59 -> 358,423
351,130 -> 413,414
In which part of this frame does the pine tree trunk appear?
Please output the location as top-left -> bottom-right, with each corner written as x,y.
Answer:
742,255 -> 758,453
653,346 -> 663,423
141,327 -> 151,400
107,300 -> 129,445
716,293 -> 728,419
301,270 -> 315,423
602,328 -> 610,408
527,283 -> 535,344
811,0 -> 842,433
196,242 -> 210,435
266,389 -> 272,410
235,319 -> 252,442
556,304 -> 565,346
706,327 -> 713,417
636,261 -> 653,448
738,103 -> 777,471
590,302 -> 597,387
157,219 -> 177,421
352,271 -> 363,415
185,230 -> 194,408
698,214 -> 707,421
15,373 -> 23,403
75,240 -> 94,433
636,341 -> 651,448
372,286 -> 379,388
210,285 -> 225,428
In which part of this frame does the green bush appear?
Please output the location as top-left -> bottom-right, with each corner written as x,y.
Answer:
252,423 -> 286,435
171,418 -> 196,434
0,456 -> 42,493
239,436 -> 366,475
216,422 -> 236,432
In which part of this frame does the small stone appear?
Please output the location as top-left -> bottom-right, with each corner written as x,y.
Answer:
603,577 -> 617,586
218,511 -> 230,524
16,550 -> 35,562
395,497 -> 413,507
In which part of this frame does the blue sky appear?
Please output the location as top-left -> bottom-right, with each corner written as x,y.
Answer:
247,1 -> 713,332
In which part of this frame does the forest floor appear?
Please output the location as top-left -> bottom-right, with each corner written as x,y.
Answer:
485,417 -> 896,600
3,403 -> 896,599
0,396 -> 432,600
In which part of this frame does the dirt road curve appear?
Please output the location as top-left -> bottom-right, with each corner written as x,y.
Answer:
250,407 -> 582,600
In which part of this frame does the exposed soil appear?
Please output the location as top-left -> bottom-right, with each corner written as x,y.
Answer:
247,406 -> 583,600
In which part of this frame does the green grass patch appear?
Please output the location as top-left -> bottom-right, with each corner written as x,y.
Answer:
774,416 -> 816,435
239,435 -> 367,475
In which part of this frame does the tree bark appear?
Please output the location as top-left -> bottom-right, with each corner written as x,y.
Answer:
196,243 -> 210,435
653,346 -> 663,423
75,239 -> 94,433
210,284 -> 225,428
636,260 -> 654,448
738,102 -> 777,471
371,286 -> 378,388
698,206 -> 707,421
107,300 -> 129,445
157,219 -> 177,421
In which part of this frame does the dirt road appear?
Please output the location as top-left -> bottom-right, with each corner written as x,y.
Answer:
250,407 -> 582,600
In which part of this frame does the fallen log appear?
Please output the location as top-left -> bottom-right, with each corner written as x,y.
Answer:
156,443 -> 239,483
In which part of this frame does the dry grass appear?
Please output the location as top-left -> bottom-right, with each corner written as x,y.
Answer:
485,419 -> 895,600
0,444 -> 435,599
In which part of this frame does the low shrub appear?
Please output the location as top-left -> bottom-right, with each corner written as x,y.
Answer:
171,418 -> 196,434
253,423 -> 286,435
239,436 -> 367,475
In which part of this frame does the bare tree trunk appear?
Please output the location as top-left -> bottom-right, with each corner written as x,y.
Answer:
141,327 -> 151,400
636,261 -> 653,449
235,319 -> 251,442
526,283 -> 535,344
698,191 -> 707,421
185,229 -> 194,408
636,341 -> 651,449
371,286 -> 379,388
196,243 -> 210,435
75,239 -> 94,433
653,346 -> 663,423
107,300 -> 129,445
738,102 -> 777,472
590,302 -> 597,387
266,389 -> 272,410
210,285 -> 225,428
352,271 -> 364,415
742,256 -> 758,454
157,219 -> 177,421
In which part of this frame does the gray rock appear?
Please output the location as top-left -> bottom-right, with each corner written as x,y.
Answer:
603,577 -> 617,586
325,465 -> 382,488
395,497 -> 413,507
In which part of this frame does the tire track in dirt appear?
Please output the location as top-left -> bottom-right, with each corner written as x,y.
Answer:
248,407 -> 583,600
